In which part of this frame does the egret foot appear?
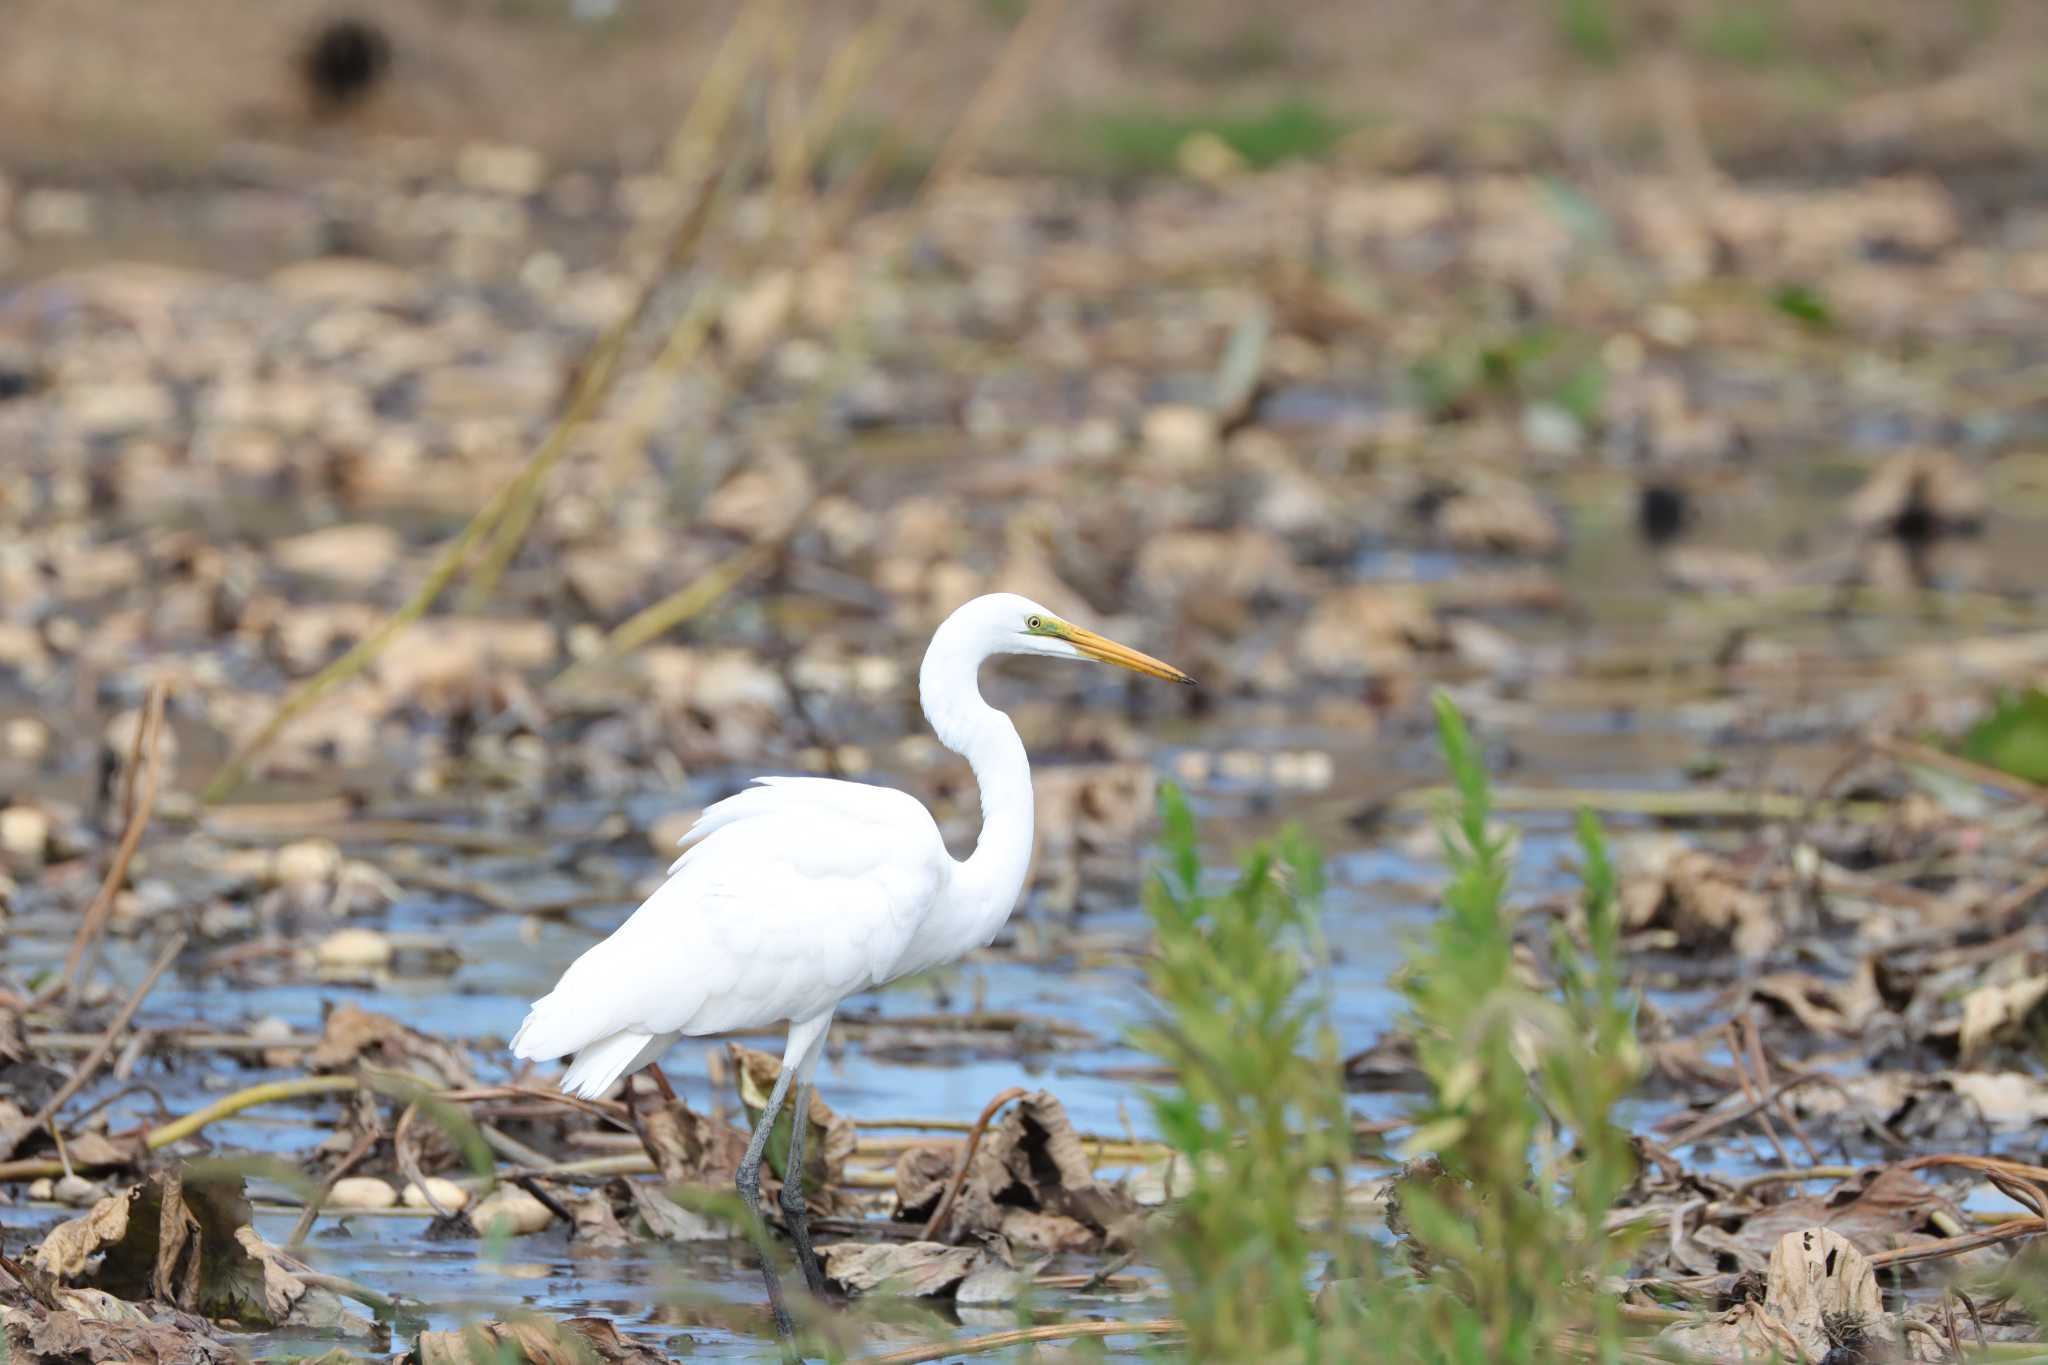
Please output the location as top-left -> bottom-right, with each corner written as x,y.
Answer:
780,1078 -> 829,1297
735,1061 -> 799,1342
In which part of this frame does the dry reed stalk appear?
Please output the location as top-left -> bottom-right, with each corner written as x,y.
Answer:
60,681 -> 168,996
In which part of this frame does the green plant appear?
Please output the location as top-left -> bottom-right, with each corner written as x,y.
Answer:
1388,694 -> 1640,1361
1411,324 -> 1606,426
1691,2 -> 1780,66
1068,101 -> 1346,177
1136,784 -> 1360,1360
1961,688 -> 2048,784
1138,692 -> 1641,1361
1558,0 -> 1623,64
1771,281 -> 1834,328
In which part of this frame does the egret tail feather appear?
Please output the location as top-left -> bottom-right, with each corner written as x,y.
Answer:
557,1029 -> 661,1099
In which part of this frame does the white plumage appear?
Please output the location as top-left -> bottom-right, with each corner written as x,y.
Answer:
506,592 -> 1191,1335
511,776 -> 947,1096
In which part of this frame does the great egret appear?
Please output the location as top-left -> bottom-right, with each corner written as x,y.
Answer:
510,592 -> 1192,1334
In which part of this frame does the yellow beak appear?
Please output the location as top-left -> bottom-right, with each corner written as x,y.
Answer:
1065,625 -> 1196,685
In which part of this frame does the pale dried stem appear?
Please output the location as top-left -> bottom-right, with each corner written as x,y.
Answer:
60,681 -> 169,997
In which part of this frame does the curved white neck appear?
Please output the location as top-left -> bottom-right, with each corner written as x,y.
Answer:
919,627 -> 1034,929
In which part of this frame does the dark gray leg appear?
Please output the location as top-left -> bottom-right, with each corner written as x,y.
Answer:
778,1078 -> 828,1296
735,1063 -> 798,1343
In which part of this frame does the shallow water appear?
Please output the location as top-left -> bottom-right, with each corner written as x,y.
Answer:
8,457 -> 2048,1358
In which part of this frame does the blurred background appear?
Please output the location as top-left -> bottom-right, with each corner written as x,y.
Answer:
6,0 -> 2048,1352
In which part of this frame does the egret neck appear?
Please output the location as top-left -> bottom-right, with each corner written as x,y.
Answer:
919,612 -> 1035,950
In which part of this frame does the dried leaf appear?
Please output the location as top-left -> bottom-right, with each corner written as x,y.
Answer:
1690,1167 -> 1963,1274
0,1304 -> 235,1365
31,1172 -> 375,1335
626,1083 -> 747,1188
1762,1227 -> 1883,1362
941,1091 -> 1138,1250
1956,975 -> 2048,1064
568,1190 -> 631,1251
307,1004 -> 474,1088
1621,846 -> 1781,959
409,1314 -> 666,1365
819,1242 -> 983,1298
892,1142 -> 958,1220
1939,1070 -> 2048,1128
626,1182 -> 727,1242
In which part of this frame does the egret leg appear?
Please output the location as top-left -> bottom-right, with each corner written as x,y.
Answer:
778,1078 -> 828,1296
735,1062 -> 799,1341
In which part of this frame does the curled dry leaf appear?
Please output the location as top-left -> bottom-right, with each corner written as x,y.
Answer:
1660,1226 -> 1892,1363
818,1241 -> 1034,1304
892,1090 -> 1138,1251
306,1002 -> 474,1088
1685,1166 -> 1966,1277
30,1171 -> 376,1336
567,1190 -> 631,1251
1955,974 -> 2048,1065
626,1082 -> 748,1187
407,1314 -> 667,1365
0,1304 -> 235,1365
1620,842 -> 1781,959
626,1181 -> 727,1242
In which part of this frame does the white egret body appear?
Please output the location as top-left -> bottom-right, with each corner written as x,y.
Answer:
509,592 -> 1191,1333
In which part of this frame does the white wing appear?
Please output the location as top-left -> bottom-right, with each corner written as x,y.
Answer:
511,777 -> 952,1086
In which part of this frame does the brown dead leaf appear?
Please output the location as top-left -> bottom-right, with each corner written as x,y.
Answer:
0,1304 -> 235,1365
1746,970 -> 1879,1037
900,1090 -> 1138,1251
1939,1070 -> 2048,1128
409,1314 -> 666,1365
893,1143 -> 957,1220
1660,1225 -> 1885,1363
1297,586 -> 1444,680
33,1185 -> 136,1280
1433,480 -> 1562,557
1847,450 -> 1985,538
626,1083 -> 747,1188
1620,844 -> 1781,959
625,1182 -> 727,1242
31,1172 -> 375,1335
568,1190 -> 631,1251
1690,1166 -> 1964,1275
1956,975 -> 2048,1065
307,1003 -> 474,1088
819,1241 -> 1019,1300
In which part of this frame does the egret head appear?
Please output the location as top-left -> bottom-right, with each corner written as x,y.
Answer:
957,592 -> 1194,684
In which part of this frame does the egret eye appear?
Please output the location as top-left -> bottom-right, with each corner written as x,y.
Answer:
1027,615 -> 1042,630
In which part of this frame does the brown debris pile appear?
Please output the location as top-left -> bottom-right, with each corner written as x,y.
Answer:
892,1090 -> 1139,1255
24,1171 -> 378,1342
